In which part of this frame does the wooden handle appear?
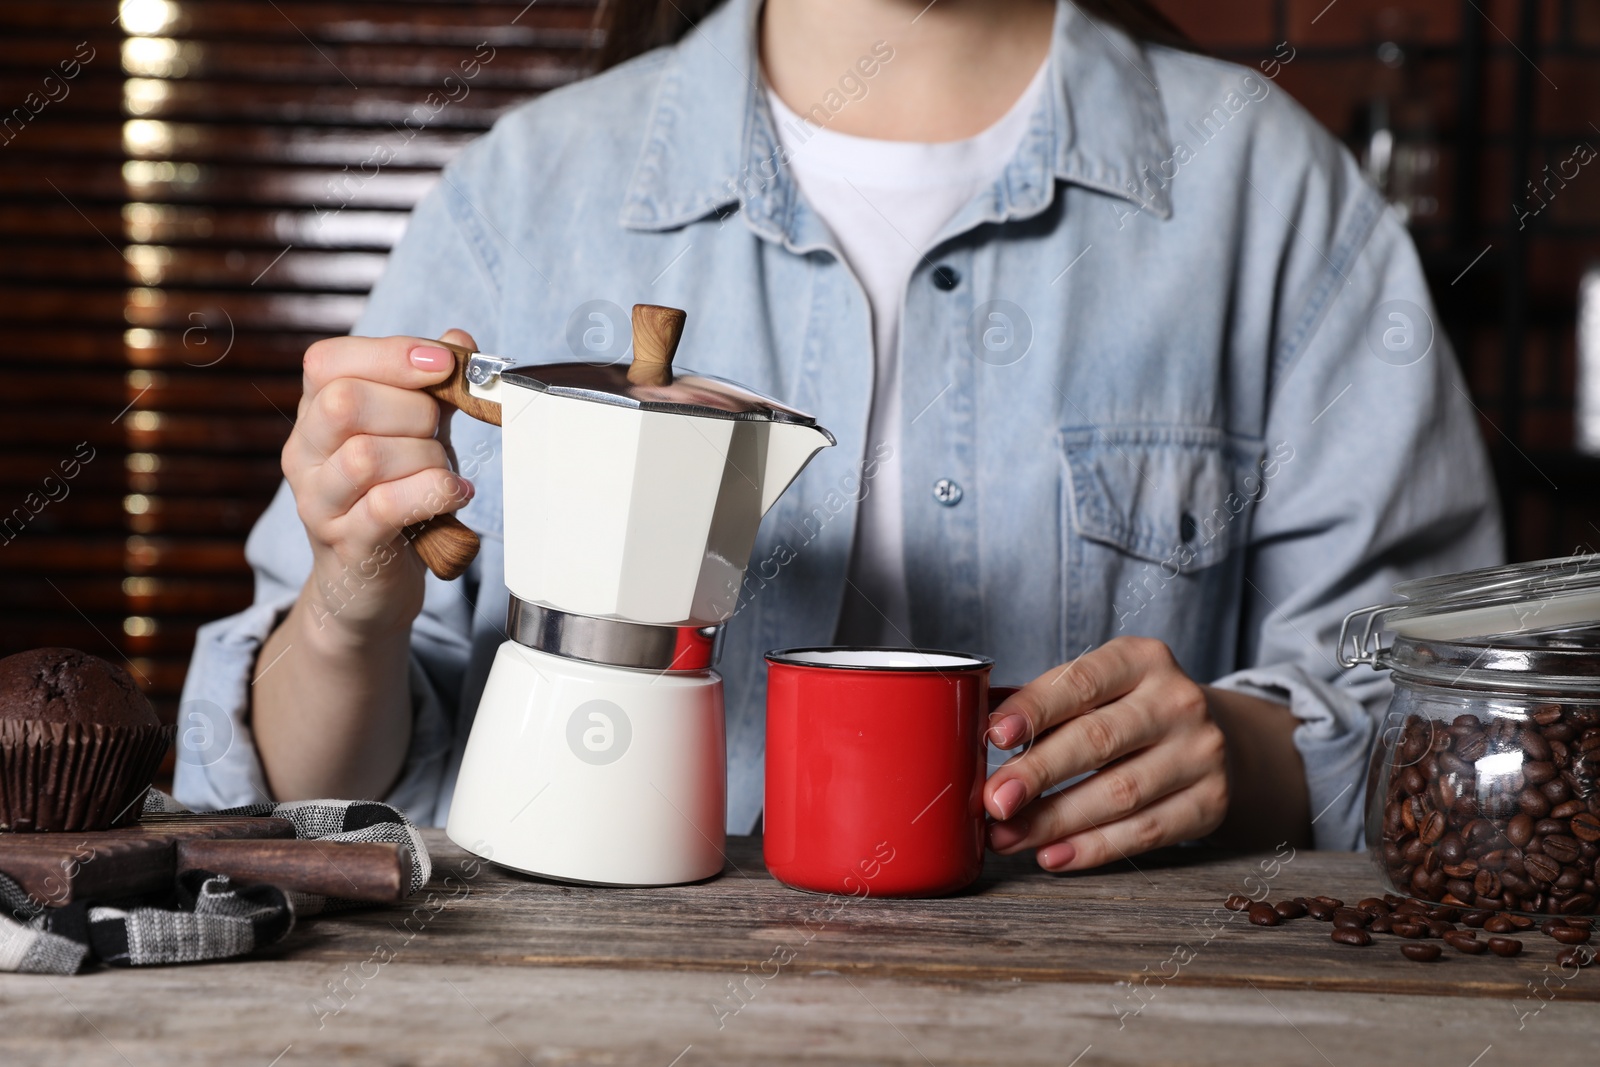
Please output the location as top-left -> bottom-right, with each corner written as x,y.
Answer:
177,839 -> 413,903
410,339 -> 500,581
628,304 -> 687,387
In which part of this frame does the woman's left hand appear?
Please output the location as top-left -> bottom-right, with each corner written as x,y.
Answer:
983,636 -> 1231,870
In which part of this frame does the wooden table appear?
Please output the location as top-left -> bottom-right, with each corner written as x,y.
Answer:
2,831 -> 1596,1066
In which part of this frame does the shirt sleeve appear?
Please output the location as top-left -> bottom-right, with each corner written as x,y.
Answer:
173,160 -> 506,821
1210,195 -> 1504,851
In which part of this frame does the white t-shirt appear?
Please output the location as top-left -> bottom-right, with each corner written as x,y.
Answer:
768,61 -> 1049,646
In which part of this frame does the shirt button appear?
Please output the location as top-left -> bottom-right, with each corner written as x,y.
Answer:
931,265 -> 960,291
932,478 -> 963,506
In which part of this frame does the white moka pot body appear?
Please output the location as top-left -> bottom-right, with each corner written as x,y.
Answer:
446,641 -> 727,886
474,373 -> 830,626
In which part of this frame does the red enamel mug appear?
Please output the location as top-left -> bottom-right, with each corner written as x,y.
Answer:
763,647 -> 1016,898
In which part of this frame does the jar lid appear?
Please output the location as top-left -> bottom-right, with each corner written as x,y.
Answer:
498,303 -> 818,425
1339,554 -> 1600,688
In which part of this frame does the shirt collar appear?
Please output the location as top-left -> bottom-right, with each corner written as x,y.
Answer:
619,0 -> 1175,236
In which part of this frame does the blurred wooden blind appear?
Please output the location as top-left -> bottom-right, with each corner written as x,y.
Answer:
0,0 -> 598,731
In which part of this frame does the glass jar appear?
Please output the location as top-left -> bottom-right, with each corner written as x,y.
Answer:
1343,558 -> 1600,916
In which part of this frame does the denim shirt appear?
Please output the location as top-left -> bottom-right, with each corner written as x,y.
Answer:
176,0 -> 1502,849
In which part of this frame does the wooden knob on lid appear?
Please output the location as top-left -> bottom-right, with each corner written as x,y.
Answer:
628,304 -> 686,387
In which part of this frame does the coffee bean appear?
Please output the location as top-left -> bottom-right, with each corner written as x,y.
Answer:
1526,761 -> 1558,785
1419,811 -> 1446,845
1560,894 -> 1597,914
1391,922 -> 1428,939
1357,897 -> 1389,914
1554,799 -> 1586,820
1332,927 -> 1372,947
1401,943 -> 1443,961
1533,704 -> 1563,726
1461,909 -> 1492,928
1426,919 -> 1457,937
1524,731 -> 1554,761
1487,936 -> 1523,957
1484,914 -> 1515,933
1370,913 -> 1394,933
1545,835 -> 1583,865
1443,931 -> 1486,954
1307,900 -> 1336,921
1543,778 -> 1572,805
1332,907 -> 1370,927
1551,925 -> 1592,945
1508,914 -> 1535,930
1557,946 -> 1595,968
1247,903 -> 1280,926
1225,894 -> 1251,912
1526,853 -> 1562,885
1564,917 -> 1594,931
1519,789 -> 1552,819
1273,899 -> 1307,920
1507,814 -> 1535,848
1314,896 -> 1344,909
1573,813 -> 1600,842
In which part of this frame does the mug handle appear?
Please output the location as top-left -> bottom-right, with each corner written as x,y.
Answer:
404,340 -> 502,581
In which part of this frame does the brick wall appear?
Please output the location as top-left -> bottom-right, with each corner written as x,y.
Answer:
1153,0 -> 1600,561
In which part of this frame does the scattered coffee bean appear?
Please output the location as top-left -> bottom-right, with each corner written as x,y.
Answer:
1540,918 -> 1566,936
1274,900 -> 1307,920
1507,914 -> 1536,930
1551,925 -> 1592,945
1315,896 -> 1344,909
1357,898 -> 1389,914
1224,894 -> 1251,912
1487,937 -> 1523,957
1483,914 -> 1514,934
1557,946 -> 1595,968
1401,943 -> 1443,962
1391,922 -> 1428,939
1443,931 -> 1486,955
1248,903 -> 1281,927
1333,908 -> 1371,929
1370,913 -> 1394,934
1332,927 -> 1372,947
1461,910 -> 1492,928
1307,899 -> 1336,921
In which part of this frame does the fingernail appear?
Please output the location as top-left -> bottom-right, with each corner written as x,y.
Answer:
1038,841 -> 1077,870
992,778 -> 1027,821
455,476 -> 475,501
410,345 -> 451,371
987,713 -> 1028,749
988,819 -> 1027,851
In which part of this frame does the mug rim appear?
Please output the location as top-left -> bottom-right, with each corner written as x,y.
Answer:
764,645 -> 995,672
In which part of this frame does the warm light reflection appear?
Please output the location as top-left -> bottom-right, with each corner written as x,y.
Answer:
124,494 -> 152,515
122,577 -> 157,597
124,245 -> 172,285
126,453 -> 161,474
123,78 -> 170,116
121,36 -> 189,77
123,204 -> 171,243
123,119 -> 173,155
122,616 -> 159,637
129,411 -> 163,432
119,0 -> 177,36
128,287 -> 166,309
122,160 -> 199,186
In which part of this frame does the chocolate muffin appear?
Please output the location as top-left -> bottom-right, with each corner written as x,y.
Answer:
0,648 -> 171,832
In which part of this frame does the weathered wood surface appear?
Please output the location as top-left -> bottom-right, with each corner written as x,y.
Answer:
0,831 -> 1595,1067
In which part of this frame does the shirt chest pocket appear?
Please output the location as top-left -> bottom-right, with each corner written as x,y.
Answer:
1059,426 -> 1266,660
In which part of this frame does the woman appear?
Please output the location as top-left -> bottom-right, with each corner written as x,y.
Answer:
176,0 -> 1501,869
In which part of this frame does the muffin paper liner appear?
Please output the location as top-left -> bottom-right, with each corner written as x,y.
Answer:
0,719 -> 172,832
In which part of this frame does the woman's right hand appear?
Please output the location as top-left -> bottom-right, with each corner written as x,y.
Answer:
280,330 -> 479,641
